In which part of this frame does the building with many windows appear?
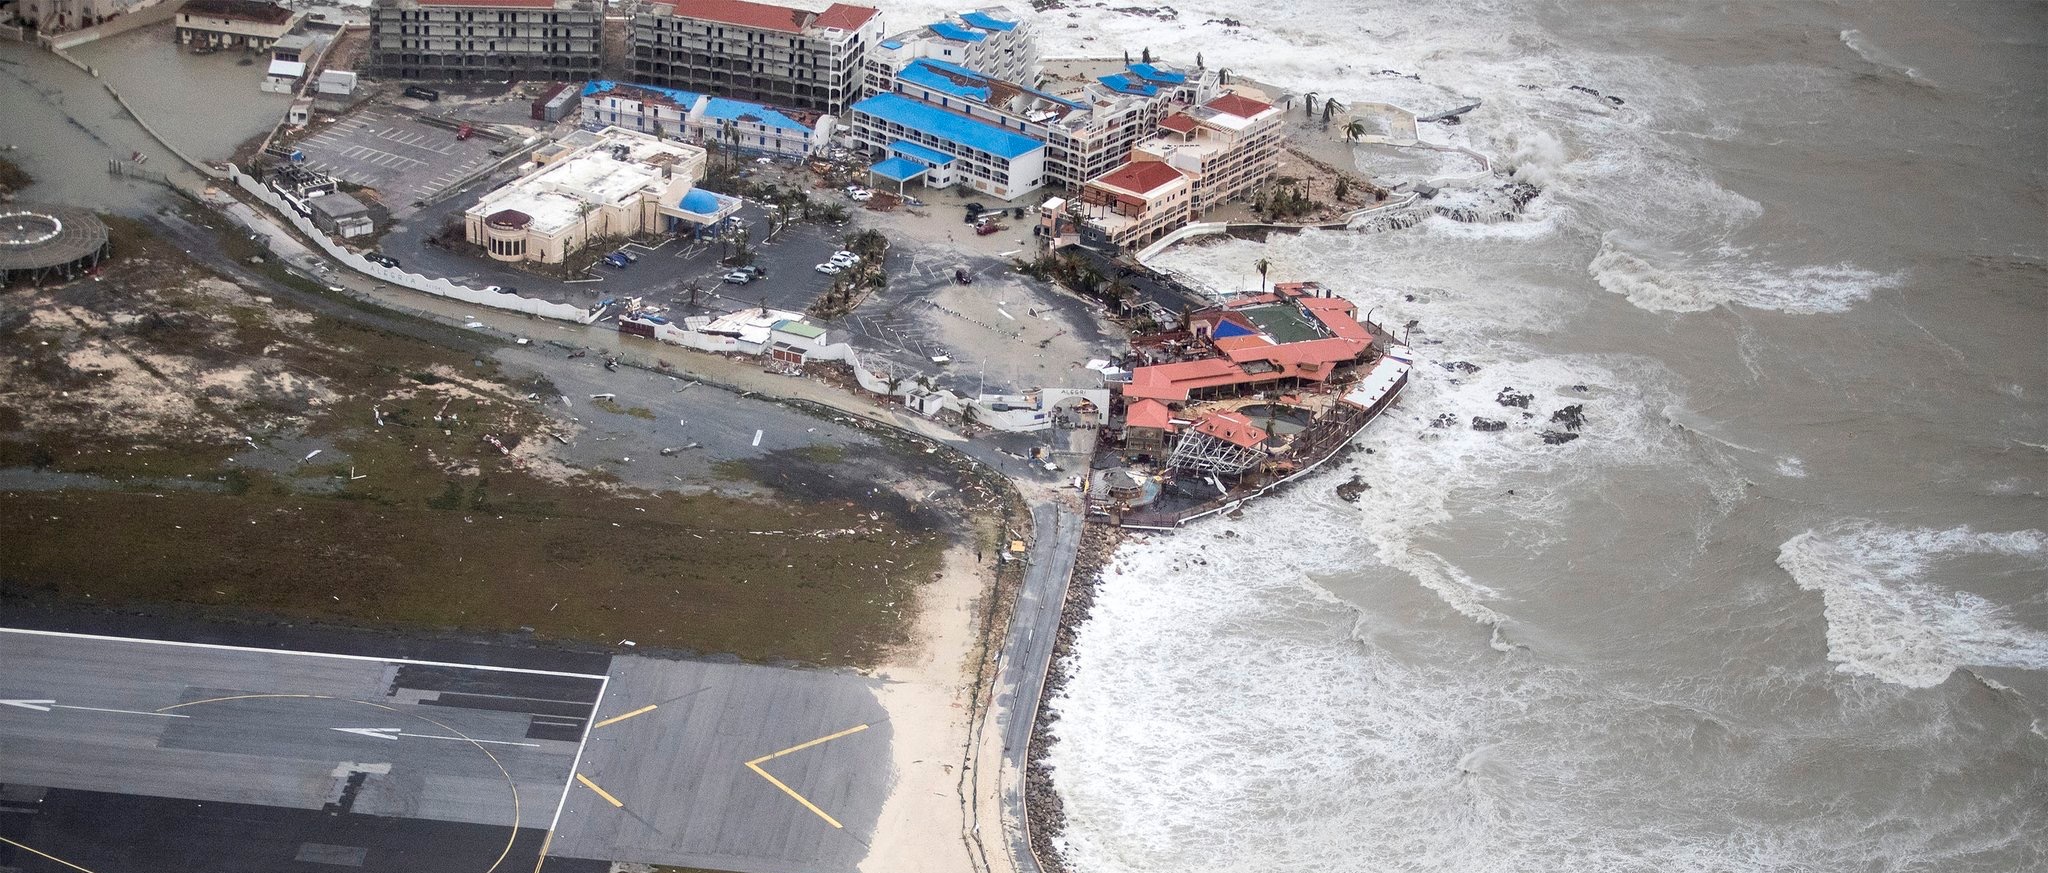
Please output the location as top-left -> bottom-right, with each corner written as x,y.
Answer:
862,6 -> 1037,94
628,0 -> 883,115
463,126 -> 739,264
862,56 -> 1216,192
366,0 -> 600,83
846,91 -> 1045,201
1074,159 -> 1191,249
1129,91 -> 1285,213
579,80 -> 834,158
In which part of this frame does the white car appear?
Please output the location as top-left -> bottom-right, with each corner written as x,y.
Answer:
815,263 -> 843,275
830,250 -> 860,264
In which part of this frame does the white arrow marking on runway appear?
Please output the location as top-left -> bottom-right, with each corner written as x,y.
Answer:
332,727 -> 540,748
2,698 -> 189,718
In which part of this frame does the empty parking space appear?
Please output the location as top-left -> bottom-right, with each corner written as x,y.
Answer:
294,107 -> 504,217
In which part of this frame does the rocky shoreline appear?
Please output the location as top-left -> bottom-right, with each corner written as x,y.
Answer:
1021,519 -> 1126,872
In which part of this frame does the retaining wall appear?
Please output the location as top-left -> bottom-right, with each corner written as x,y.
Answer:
228,165 -> 598,324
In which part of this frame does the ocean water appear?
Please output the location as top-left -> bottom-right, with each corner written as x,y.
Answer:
998,1 -> 2047,871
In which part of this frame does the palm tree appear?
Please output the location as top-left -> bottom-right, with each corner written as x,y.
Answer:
1322,98 -> 1342,127
1254,257 -> 1272,293
1217,68 -> 1233,85
1302,92 -> 1319,118
1196,52 -> 1204,69
884,373 -> 906,399
1343,118 -> 1368,141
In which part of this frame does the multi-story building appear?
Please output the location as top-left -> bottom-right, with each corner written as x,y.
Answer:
174,0 -> 300,51
628,0 -> 883,115
1074,159 -> 1192,249
1130,91 -> 1284,214
579,80 -> 834,158
862,6 -> 1037,94
366,0 -> 600,83
11,0 -> 153,34
463,126 -> 740,264
862,56 -> 1216,192
847,91 -> 1044,201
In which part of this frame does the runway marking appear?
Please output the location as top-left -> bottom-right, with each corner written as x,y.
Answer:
54,703 -> 191,719
743,723 -> 870,829
0,836 -> 99,872
332,726 -> 542,747
591,703 -> 657,728
574,773 -> 623,808
0,627 -> 609,679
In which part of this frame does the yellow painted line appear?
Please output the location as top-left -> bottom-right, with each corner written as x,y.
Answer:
0,836 -> 100,872
745,723 -> 870,766
532,832 -> 556,873
591,703 -> 657,729
575,773 -> 624,808
742,723 -> 871,829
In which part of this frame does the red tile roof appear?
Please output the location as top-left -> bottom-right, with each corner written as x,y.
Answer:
667,0 -> 811,32
1124,398 -> 1177,431
1192,411 -> 1269,450
1205,92 -> 1274,119
814,2 -> 878,29
1300,296 -> 1371,342
1124,358 -> 1250,402
1091,160 -> 1185,197
1158,113 -> 1198,134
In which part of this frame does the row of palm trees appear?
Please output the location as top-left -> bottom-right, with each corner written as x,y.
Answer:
1302,92 -> 1374,141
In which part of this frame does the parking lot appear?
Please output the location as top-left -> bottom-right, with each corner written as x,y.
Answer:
294,106 -> 505,217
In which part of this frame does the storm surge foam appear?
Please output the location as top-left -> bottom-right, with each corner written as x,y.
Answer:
1778,522 -> 2048,688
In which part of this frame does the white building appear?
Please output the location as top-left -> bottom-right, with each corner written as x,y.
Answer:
579,80 -> 833,158
174,0 -> 300,51
628,0 -> 883,115
463,126 -> 740,264
846,91 -> 1045,201
1132,91 -> 1286,213
862,5 -> 1037,93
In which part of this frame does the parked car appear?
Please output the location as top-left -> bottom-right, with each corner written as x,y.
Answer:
403,85 -> 440,101
723,270 -> 758,284
615,250 -> 639,263
976,221 -> 1001,236
814,263 -> 843,275
366,252 -> 399,268
604,253 -> 630,268
485,285 -> 517,295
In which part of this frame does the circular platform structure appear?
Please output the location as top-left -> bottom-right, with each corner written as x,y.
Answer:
0,203 -> 110,286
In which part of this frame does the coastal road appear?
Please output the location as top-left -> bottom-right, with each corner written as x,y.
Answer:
993,502 -> 1083,873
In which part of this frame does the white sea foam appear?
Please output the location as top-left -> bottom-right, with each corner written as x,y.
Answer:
1777,522 -> 2048,688
1839,29 -> 1935,85
1589,233 -> 1901,313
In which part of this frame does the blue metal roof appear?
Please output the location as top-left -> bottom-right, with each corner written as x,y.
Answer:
888,139 -> 956,165
1097,74 -> 1157,96
927,21 -> 986,42
899,59 -> 991,103
870,156 -> 928,181
880,38 -> 903,49
700,96 -> 810,133
850,93 -> 1044,160
1128,63 -> 1186,84
677,187 -> 733,215
903,58 -> 1087,110
958,11 -> 1016,32
583,79 -> 703,106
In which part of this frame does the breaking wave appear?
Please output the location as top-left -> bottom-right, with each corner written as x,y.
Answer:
1840,29 -> 1936,85
1589,234 -> 1901,313
1777,522 -> 2048,688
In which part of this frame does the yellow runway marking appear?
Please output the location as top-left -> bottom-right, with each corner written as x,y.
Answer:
743,723 -> 870,829
575,773 -> 624,808
591,704 -> 657,729
0,836 -> 100,872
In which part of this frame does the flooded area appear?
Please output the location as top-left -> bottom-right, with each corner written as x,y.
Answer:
0,39 -> 196,210
68,22 -> 294,162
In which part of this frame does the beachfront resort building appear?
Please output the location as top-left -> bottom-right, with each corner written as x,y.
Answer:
1124,283 -> 1377,404
864,58 -> 1217,191
1130,91 -> 1285,213
1073,159 -> 1192,249
463,126 -> 740,264
366,0 -> 601,83
847,91 -> 1045,201
628,0 -> 884,115
862,6 -> 1039,94
579,80 -> 834,158
174,0 -> 301,52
